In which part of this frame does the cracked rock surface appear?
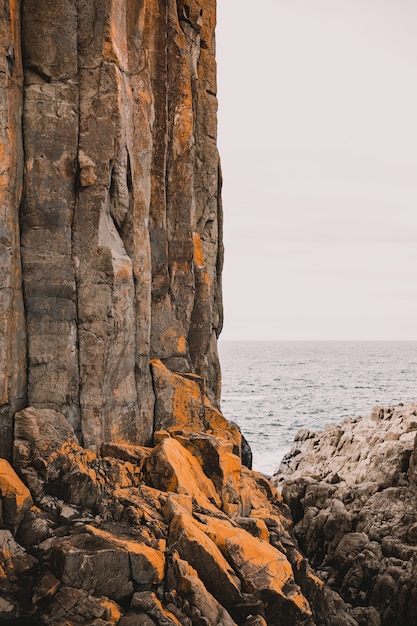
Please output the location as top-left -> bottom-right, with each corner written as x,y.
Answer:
274,403 -> 417,626
1,0 -> 224,459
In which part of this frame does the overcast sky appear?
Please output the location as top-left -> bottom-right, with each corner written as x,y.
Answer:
216,0 -> 417,340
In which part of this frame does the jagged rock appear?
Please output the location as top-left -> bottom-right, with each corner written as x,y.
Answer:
0,529 -> 39,621
50,532 -> 134,603
151,359 -> 206,432
0,458 -> 32,531
145,436 -> 222,510
275,403 -> 417,625
171,430 -> 242,515
82,525 -> 165,587
170,552 -> 238,626
196,514 -> 312,625
130,591 -> 182,625
40,586 -> 123,625
168,510 -> 243,611
16,505 -> 53,545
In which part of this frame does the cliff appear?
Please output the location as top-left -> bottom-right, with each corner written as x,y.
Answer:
1,0 -> 223,460
0,2 -> 377,625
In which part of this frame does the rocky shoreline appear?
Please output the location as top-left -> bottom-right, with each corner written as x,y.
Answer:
1,2 -> 416,625
1,362 -> 356,626
2,366 -> 416,624
274,402 -> 417,626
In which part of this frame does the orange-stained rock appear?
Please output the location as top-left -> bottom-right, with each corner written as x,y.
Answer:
204,398 -> 242,456
145,436 -> 221,510
0,528 -> 38,616
170,551 -> 238,626
168,510 -> 242,611
151,359 -> 206,432
100,442 -> 152,468
195,515 -> 312,624
40,586 -> 123,626
50,532 -> 133,603
130,591 -> 181,625
0,458 -> 32,531
0,0 -> 26,461
14,407 -> 78,462
82,525 -> 165,586
172,431 -> 242,515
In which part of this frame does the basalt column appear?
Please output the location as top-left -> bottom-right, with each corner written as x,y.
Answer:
0,1 -> 26,459
149,0 -> 223,406
4,0 -> 223,454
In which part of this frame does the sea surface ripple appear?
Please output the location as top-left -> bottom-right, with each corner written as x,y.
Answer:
218,341 -> 417,475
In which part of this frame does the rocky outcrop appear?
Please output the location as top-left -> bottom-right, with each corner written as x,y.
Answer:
2,2 -> 405,625
0,0 -> 223,460
0,401 -> 359,625
273,403 -> 417,626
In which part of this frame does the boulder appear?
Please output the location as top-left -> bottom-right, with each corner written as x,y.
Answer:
145,436 -> 221,510
40,586 -> 123,625
0,458 -> 32,531
170,552 -> 238,626
49,532 -> 133,603
151,360 -> 206,432
82,525 -> 165,587
168,510 -> 243,611
195,515 -> 312,625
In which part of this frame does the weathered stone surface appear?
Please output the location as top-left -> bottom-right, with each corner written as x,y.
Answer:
0,458 -> 32,531
41,586 -> 123,626
197,514 -> 312,624
130,591 -> 182,625
82,525 -> 165,587
1,0 -> 224,458
145,436 -> 221,510
50,532 -> 133,602
151,359 -> 206,432
168,510 -> 243,611
275,403 -> 417,625
170,552 -> 238,626
0,0 -> 26,460
0,529 -> 39,621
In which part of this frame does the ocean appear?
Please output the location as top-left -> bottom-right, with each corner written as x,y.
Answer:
218,341 -> 417,476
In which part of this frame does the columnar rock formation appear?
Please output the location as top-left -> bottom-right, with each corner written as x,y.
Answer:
4,2 -> 410,625
0,0 -> 223,460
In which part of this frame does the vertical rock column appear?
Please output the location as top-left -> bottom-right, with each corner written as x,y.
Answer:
12,0 -> 223,451
20,0 -> 81,438
0,0 -> 26,460
149,0 -> 224,406
74,0 -> 155,447
182,0 -> 224,403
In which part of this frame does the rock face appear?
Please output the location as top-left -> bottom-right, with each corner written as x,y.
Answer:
273,403 -> 417,626
0,402 -> 359,625
0,0 -> 223,459
2,3 -> 405,625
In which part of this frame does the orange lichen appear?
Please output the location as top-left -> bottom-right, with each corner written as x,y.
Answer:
196,515 -> 311,616
193,232 -> 205,267
0,458 -> 32,526
147,438 -> 221,510
100,599 -> 123,623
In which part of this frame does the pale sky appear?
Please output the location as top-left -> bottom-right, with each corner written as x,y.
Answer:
216,0 -> 417,340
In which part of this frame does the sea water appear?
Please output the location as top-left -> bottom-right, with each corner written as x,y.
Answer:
218,341 -> 417,476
